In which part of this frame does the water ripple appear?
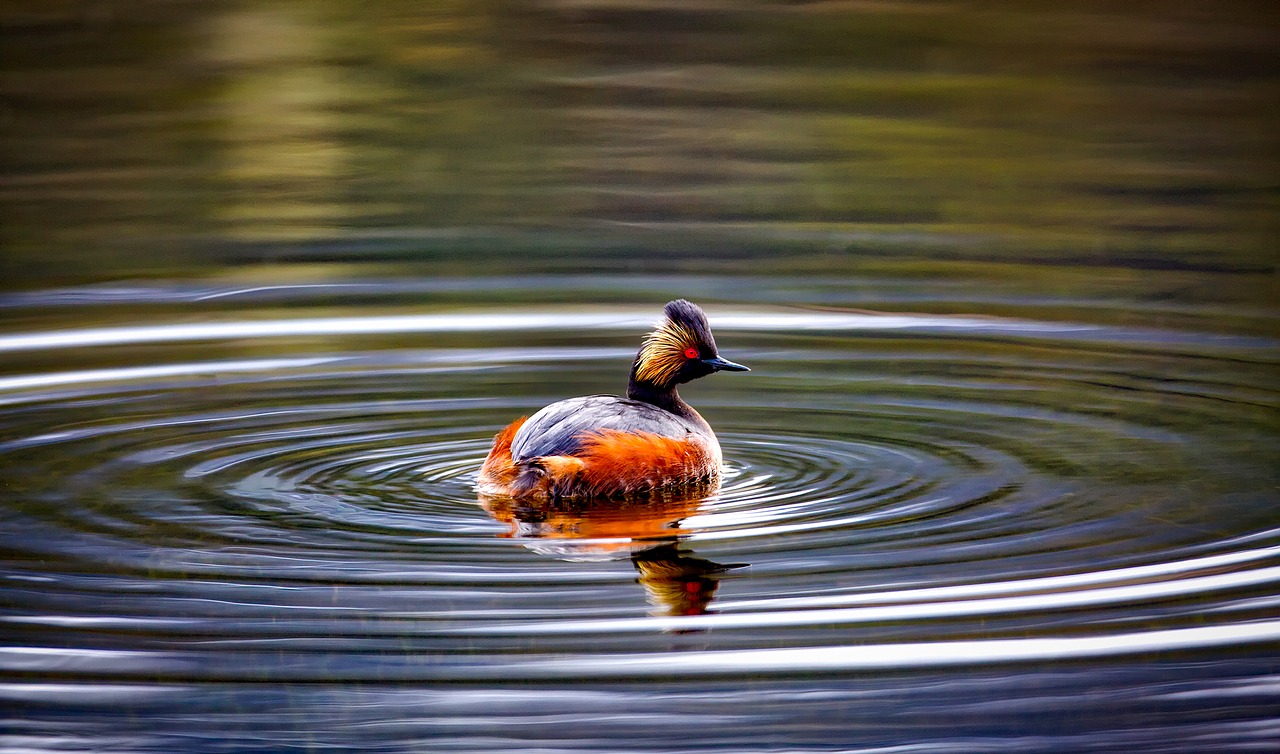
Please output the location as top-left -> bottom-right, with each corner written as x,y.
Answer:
1,306 -> 1276,751
5,309 -> 1274,354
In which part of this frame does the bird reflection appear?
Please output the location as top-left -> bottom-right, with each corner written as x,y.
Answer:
479,486 -> 740,619
631,542 -> 734,619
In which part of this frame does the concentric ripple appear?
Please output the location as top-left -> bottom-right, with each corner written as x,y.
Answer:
2,306 -> 1278,751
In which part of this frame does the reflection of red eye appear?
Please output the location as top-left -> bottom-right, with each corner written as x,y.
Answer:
684,347 -> 700,359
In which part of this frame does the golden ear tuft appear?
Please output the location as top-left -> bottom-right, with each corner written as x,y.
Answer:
634,318 -> 697,385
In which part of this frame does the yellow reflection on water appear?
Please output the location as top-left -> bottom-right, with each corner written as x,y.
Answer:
481,487 -> 738,618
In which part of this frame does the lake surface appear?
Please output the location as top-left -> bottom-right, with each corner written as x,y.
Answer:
2,283 -> 1277,752
2,3 -> 1278,753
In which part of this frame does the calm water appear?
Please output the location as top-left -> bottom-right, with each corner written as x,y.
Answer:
2,2 -> 1279,753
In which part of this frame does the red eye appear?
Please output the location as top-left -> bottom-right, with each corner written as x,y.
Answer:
683,347 -> 700,359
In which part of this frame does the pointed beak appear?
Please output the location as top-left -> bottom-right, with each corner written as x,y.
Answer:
702,355 -> 749,373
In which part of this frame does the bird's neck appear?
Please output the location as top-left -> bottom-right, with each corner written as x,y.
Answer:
627,378 -> 712,434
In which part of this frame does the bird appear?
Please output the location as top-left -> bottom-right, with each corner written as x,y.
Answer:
478,299 -> 748,500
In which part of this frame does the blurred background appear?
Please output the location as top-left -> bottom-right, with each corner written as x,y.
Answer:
2,0 -> 1275,312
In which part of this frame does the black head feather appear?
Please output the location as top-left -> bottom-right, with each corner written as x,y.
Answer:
662,299 -> 718,353
629,299 -> 748,397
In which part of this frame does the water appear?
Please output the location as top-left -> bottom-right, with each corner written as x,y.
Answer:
3,2 -> 1279,752
2,283 -> 1277,751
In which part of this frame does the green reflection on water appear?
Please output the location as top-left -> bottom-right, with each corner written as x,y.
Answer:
1,1 -> 1276,294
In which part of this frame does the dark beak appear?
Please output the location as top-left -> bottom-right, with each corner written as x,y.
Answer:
702,356 -> 749,373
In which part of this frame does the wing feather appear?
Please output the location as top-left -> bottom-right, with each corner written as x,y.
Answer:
510,395 -> 699,462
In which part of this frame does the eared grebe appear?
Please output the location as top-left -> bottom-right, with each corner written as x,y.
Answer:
478,299 -> 748,500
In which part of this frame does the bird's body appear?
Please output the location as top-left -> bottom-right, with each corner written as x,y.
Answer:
478,300 -> 747,500
510,394 -> 720,465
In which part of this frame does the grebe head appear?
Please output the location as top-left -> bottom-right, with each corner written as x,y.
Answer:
631,299 -> 749,391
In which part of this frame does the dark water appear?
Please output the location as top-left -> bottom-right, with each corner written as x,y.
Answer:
2,286 -> 1277,751
2,3 -> 1279,753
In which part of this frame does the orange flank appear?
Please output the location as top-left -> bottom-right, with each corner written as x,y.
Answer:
476,416 -> 527,491
571,429 -> 718,498
477,423 -> 719,501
